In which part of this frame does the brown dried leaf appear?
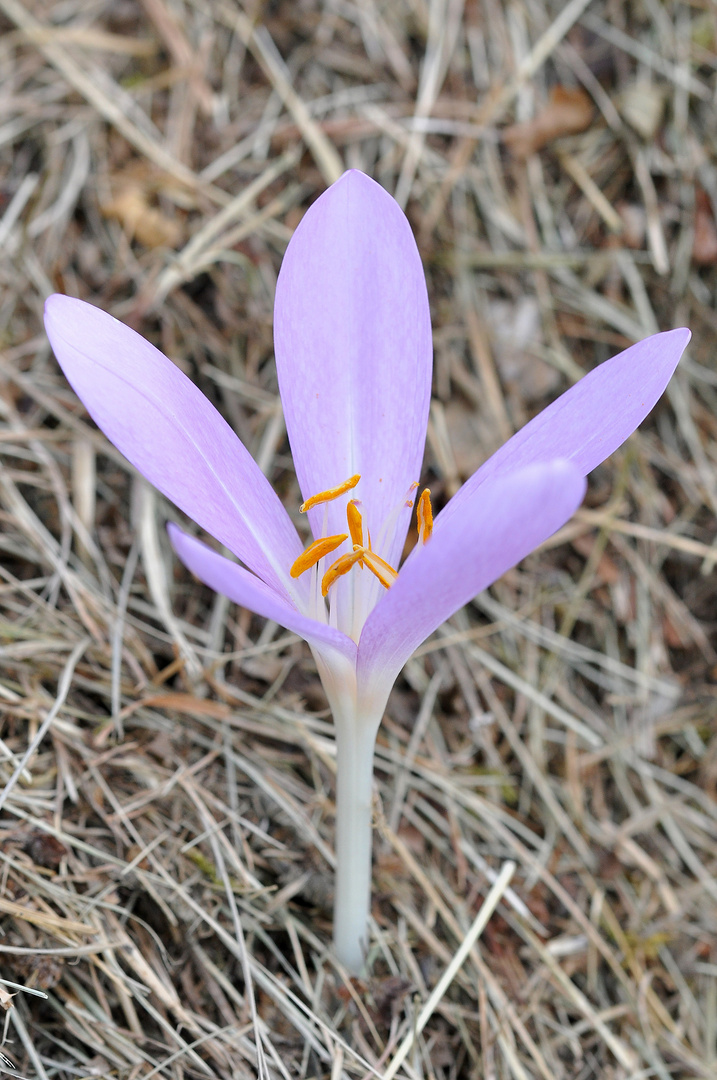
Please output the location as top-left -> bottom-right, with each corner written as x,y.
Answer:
9,953 -> 64,991
24,830 -> 67,870
617,201 -> 647,249
488,297 -> 561,403
503,86 -> 595,159
371,975 -> 413,1022
441,399 -> 483,478
571,533 -> 621,585
102,183 -> 183,249
692,188 -> 717,266
662,613 -> 690,649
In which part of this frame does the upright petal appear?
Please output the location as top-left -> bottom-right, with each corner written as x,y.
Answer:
357,461 -> 586,712
45,295 -> 303,601
274,170 -> 432,565
438,329 -> 689,532
168,525 -> 356,663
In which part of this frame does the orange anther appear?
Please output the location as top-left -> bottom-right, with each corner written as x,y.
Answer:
321,548 -> 366,597
362,549 -> 398,589
346,500 -> 364,549
290,534 -> 348,578
300,474 -> 360,513
417,488 -> 433,545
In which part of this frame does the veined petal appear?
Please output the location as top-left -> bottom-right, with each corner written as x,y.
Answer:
438,329 -> 689,533
168,524 -> 357,663
356,461 -> 586,704
45,295 -> 303,601
274,170 -> 432,566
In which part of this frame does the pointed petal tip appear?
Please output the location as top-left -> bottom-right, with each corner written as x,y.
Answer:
44,292 -> 88,316
317,168 -> 394,212
44,293 -> 119,345
649,325 -> 691,352
648,325 -> 691,362
544,457 -> 587,498
44,292 -> 60,316
668,326 -> 691,350
336,167 -> 369,183
166,520 -> 183,545
44,291 -> 76,327
334,168 -> 378,189
628,325 -> 690,381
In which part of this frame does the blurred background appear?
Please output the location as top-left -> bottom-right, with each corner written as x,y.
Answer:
0,1 -> 716,1078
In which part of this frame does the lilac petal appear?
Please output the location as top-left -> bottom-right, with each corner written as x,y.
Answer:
45,295 -> 303,601
168,524 -> 357,663
274,170 -> 432,566
357,461 -> 586,693
438,329 -> 689,533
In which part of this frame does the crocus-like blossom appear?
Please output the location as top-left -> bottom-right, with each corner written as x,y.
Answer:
44,170 -> 689,972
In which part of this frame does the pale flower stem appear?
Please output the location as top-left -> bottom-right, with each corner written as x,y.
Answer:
333,714 -> 379,973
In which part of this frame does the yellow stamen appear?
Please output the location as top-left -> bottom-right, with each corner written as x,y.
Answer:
300,474 -> 360,513
290,534 -> 348,578
417,488 -> 433,545
362,548 -> 398,589
321,548 -> 365,596
346,500 -> 364,548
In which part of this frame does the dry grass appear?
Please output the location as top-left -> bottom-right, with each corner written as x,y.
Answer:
0,0 -> 716,1077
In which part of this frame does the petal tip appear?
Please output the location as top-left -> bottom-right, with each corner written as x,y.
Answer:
642,325 -> 691,376
44,294 -> 101,341
337,168 -> 378,190
531,458 -> 587,506
43,292 -> 71,327
166,520 -> 203,565
651,325 -> 691,359
320,168 -> 393,213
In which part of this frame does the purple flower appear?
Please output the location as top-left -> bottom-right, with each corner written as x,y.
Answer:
44,170 -> 689,971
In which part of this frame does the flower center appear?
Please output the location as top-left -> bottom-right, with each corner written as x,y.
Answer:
290,475 -> 433,599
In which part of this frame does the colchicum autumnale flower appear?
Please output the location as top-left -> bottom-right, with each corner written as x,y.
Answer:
44,170 -> 690,973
